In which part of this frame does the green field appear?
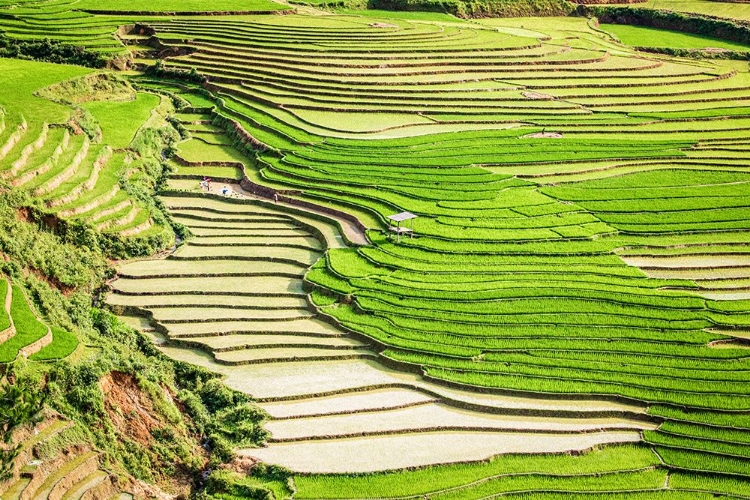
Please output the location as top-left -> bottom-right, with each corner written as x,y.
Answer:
601,24 -> 750,51
642,0 -> 750,21
74,0 -> 287,11
0,59 -> 91,124
83,93 -> 162,148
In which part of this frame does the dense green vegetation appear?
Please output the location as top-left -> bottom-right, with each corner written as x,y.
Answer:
0,35 -> 106,67
0,58 -> 178,257
580,5 -> 750,46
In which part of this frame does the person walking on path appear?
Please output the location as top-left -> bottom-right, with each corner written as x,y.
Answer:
274,192 -> 279,203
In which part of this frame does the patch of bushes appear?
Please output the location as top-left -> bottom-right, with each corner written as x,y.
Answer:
178,378 -> 268,464
37,73 -> 135,106
43,314 -> 268,483
200,466 -> 291,500
0,361 -> 44,481
0,34 -> 106,68
368,0 -> 572,17
146,60 -> 206,84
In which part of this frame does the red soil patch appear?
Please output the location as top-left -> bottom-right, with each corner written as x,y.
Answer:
524,131 -> 564,138
523,91 -> 555,100
100,371 -> 162,448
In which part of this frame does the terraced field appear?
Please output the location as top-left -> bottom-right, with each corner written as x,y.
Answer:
110,182 -> 657,474
98,10 -> 750,496
0,58 -> 176,243
0,0 -> 290,56
0,278 -> 77,363
0,412 -> 135,500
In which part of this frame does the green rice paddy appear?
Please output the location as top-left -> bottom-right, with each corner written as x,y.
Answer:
120,9 -> 750,494
600,24 -> 750,51
0,283 -> 76,362
0,58 -> 177,241
3,0 -> 750,497
74,0 -> 286,11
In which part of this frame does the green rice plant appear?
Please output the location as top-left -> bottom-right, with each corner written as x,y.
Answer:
321,301 -> 717,348
525,350 -> 743,372
388,348 -> 750,394
29,327 -> 78,361
657,447 -> 750,477
499,492 -> 718,500
668,471 -> 750,497
426,469 -> 667,500
356,295 -> 711,331
650,408 -> 750,429
347,276 -> 705,310
0,285 -> 49,363
355,248 -> 648,277
69,0 -> 286,11
353,290 -> 708,324
422,363 -> 750,409
645,431 -> 750,459
293,444 -> 659,499
659,421 -> 750,445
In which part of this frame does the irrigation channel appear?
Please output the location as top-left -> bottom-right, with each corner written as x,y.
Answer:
107,181 -> 655,474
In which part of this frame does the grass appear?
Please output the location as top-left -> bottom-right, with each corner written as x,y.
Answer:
82,92 -> 161,149
0,58 -> 91,128
0,279 -> 10,332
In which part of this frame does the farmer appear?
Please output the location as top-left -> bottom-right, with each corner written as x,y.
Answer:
222,185 -> 229,196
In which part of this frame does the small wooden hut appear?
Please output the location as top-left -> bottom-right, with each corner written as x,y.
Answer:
387,212 -> 417,242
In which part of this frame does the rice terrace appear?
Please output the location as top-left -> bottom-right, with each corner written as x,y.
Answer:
1,0 -> 750,497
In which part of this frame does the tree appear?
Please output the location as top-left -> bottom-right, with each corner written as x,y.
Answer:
0,363 -> 44,481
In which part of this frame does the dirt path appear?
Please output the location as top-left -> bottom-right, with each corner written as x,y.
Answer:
206,182 -> 369,247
